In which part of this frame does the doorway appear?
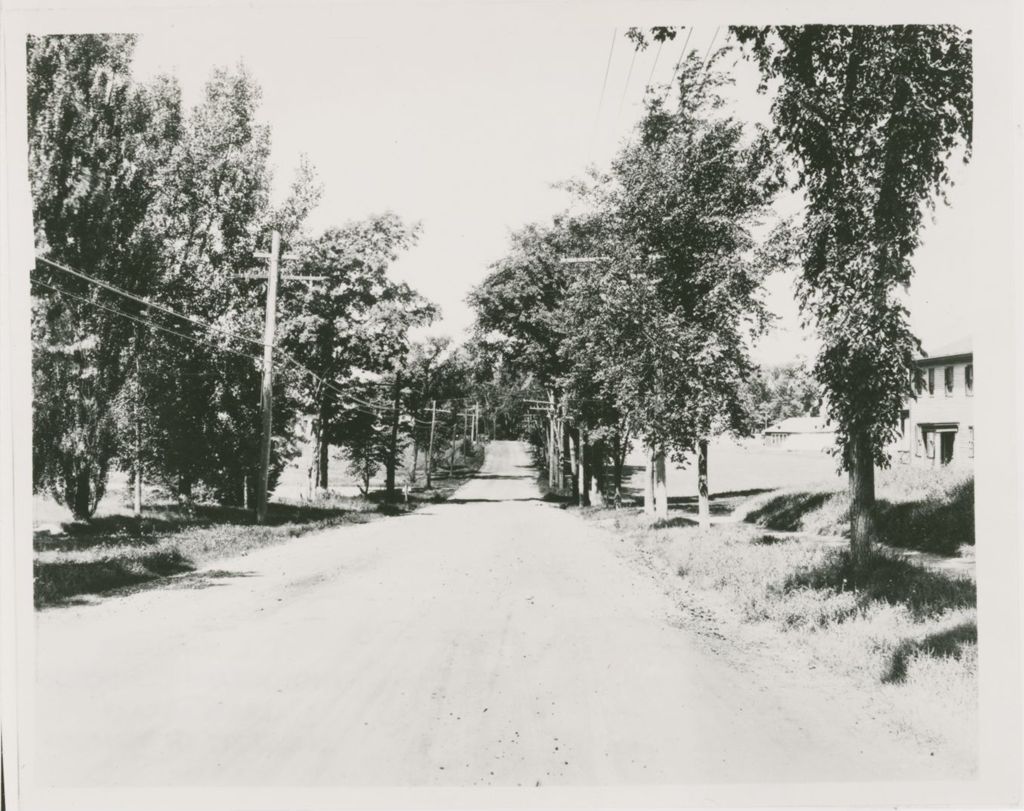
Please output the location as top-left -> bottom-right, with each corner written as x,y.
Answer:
940,431 -> 955,466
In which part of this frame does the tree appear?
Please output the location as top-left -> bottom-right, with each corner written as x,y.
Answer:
28,34 -> 181,517
732,25 -> 973,559
137,64 -> 285,505
742,361 -> 821,430
564,50 -> 780,520
280,214 -> 432,498
469,221 -> 581,489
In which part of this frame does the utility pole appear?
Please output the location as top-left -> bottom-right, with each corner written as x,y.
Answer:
426,400 -> 437,488
133,351 -> 143,518
449,413 -> 457,475
256,230 -> 281,524
231,234 -> 316,521
472,402 -> 478,442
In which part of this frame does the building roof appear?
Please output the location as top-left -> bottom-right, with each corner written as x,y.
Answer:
765,416 -> 834,435
919,336 -> 972,363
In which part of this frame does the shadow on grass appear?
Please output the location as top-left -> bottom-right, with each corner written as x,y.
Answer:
874,478 -> 975,556
37,502 -> 366,552
752,533 -> 794,546
35,549 -> 196,608
744,492 -> 836,532
745,479 -> 974,557
882,622 -> 977,684
785,548 -> 976,621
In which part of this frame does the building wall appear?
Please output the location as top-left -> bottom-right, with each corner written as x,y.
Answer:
904,356 -> 974,468
763,432 -> 836,451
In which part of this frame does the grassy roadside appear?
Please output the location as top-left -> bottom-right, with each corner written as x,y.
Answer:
34,445 -> 487,609
738,466 -> 975,557
584,506 -> 977,760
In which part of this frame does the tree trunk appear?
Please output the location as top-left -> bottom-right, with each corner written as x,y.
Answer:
307,418 -> 320,496
133,468 -> 143,518
579,428 -> 590,507
555,413 -> 565,492
644,444 -> 656,516
611,432 -> 625,493
177,474 -> 192,503
317,429 -> 329,492
410,436 -> 420,485
697,438 -> 710,529
70,468 -> 92,521
848,429 -> 877,564
568,428 -> 580,504
654,448 -> 668,520
590,440 -> 605,507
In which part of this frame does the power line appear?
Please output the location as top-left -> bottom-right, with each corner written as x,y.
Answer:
701,26 -> 721,71
617,45 -> 638,121
33,254 -> 400,417
31,278 -> 264,363
660,26 -> 694,107
589,26 -> 619,159
35,255 -> 267,351
34,270 -> 399,424
644,39 -> 665,93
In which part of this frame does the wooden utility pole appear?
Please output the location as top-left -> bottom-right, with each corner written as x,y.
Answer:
133,352 -> 143,518
256,230 -> 281,524
231,235 -> 312,521
385,375 -> 402,499
426,400 -> 437,488
548,390 -> 557,488
449,415 -> 457,474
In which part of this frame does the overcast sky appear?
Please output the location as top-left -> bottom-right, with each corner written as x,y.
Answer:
131,8 -> 975,366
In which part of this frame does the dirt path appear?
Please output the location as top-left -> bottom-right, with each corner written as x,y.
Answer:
33,441 -> 960,787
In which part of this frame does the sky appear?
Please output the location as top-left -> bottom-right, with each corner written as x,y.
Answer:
130,8 -> 975,366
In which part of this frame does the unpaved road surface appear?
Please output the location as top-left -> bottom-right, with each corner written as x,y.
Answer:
34,441 -> 955,787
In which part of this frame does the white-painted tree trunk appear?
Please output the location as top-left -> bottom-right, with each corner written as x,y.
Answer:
654,448 -> 669,520
697,438 -> 710,529
644,444 -> 656,516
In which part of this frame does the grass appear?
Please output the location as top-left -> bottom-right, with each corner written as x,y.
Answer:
740,466 -> 975,557
585,507 -> 977,757
34,445 -> 488,608
784,547 -> 976,620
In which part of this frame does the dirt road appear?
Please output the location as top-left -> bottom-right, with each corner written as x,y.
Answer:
34,441 -> 954,787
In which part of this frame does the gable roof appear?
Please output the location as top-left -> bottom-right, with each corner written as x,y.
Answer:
919,336 -> 972,363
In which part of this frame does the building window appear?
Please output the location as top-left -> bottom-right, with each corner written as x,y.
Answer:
927,368 -> 935,396
915,427 -> 923,457
914,368 -> 925,396
925,429 -> 935,460
944,366 -> 954,396
969,426 -> 974,458
965,364 -> 973,396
